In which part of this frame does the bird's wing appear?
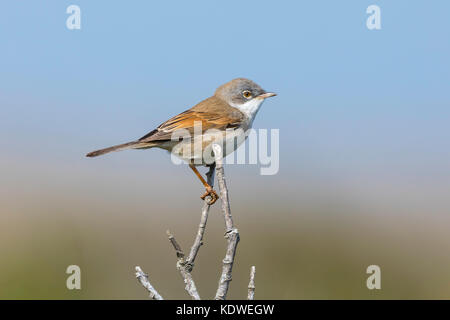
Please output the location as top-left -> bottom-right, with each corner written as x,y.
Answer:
139,97 -> 244,142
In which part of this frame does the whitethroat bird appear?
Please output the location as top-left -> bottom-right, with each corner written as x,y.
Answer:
86,78 -> 276,204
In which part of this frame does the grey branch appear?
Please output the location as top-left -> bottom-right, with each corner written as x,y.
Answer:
135,146 -> 255,300
135,266 -> 163,300
164,164 -> 216,300
212,144 -> 241,300
247,266 -> 256,300
167,230 -> 201,300
186,164 -> 216,266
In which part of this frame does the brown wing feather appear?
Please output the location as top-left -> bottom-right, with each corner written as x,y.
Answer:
139,96 -> 244,142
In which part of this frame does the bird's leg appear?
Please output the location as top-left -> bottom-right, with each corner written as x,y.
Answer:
189,162 -> 218,205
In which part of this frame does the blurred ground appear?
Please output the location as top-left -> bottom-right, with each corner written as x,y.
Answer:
1,155 -> 448,299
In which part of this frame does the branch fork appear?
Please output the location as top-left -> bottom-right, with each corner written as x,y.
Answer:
135,144 -> 256,300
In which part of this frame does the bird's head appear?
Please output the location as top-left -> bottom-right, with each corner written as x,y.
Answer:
214,78 -> 276,119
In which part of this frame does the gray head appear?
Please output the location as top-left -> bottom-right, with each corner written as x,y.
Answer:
214,78 -> 276,106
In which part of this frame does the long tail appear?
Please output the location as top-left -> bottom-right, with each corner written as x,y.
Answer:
86,141 -> 151,157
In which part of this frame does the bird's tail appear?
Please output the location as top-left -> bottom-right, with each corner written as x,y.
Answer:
86,141 -> 152,157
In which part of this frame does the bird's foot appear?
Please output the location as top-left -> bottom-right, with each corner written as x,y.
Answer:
200,186 -> 218,205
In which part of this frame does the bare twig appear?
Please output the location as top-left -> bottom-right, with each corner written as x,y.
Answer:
212,144 -> 240,300
186,164 -> 216,266
163,164 -> 216,300
247,266 -> 256,300
135,266 -> 163,300
135,146 -> 254,300
167,230 -> 201,300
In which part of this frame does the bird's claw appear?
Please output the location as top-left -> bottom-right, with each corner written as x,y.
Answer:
201,186 -> 218,205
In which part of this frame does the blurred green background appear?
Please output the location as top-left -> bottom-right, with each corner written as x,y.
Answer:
1,156 -> 449,299
1,1 -> 449,299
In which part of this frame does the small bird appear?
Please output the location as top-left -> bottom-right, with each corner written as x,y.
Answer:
86,78 -> 276,204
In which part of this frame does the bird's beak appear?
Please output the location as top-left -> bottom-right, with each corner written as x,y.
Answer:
258,92 -> 277,99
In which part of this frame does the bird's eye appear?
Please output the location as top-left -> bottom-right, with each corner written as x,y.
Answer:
242,90 -> 252,99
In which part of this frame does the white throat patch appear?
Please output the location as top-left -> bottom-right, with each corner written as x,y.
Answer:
232,98 -> 265,124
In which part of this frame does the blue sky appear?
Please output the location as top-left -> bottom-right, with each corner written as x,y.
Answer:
0,1 -> 449,177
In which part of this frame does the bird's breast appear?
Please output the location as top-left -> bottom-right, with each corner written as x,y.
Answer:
168,125 -> 251,165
